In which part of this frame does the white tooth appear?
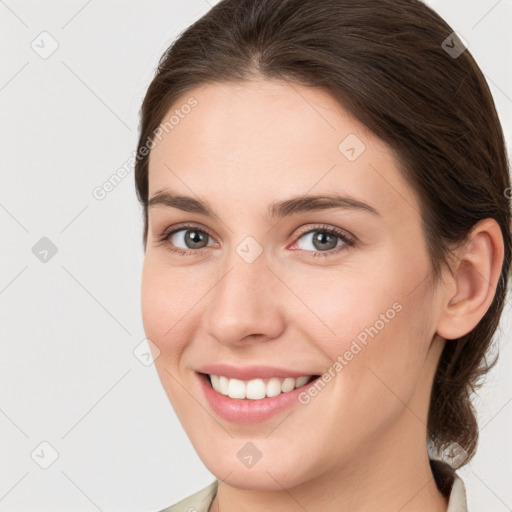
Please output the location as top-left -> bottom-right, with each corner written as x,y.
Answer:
266,377 -> 282,397
294,376 -> 310,388
228,378 -> 246,399
210,374 -> 220,391
281,377 -> 296,393
246,378 -> 267,400
218,375 -> 229,395
212,374 -> 311,400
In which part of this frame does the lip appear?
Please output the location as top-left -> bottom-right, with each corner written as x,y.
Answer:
195,363 -> 316,381
196,371 -> 320,424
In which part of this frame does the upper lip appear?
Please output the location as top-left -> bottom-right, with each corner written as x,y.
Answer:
196,363 -> 318,381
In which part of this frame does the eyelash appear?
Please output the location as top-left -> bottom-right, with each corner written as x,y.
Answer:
156,223 -> 356,259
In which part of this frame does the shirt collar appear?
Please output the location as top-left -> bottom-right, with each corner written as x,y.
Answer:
430,458 -> 469,512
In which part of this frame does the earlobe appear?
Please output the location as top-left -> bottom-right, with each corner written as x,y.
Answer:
436,218 -> 504,341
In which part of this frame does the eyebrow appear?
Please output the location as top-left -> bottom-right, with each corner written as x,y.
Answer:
147,190 -> 380,219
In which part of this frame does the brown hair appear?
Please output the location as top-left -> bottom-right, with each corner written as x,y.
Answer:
134,0 -> 511,465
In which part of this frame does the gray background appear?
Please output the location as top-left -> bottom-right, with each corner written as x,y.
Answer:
0,0 -> 510,510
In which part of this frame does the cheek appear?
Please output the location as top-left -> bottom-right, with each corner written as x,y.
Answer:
140,256 -> 200,412
294,267 -> 403,358
141,256 -> 188,356
141,254 -> 216,365
303,251 -> 434,398
141,259 -> 166,345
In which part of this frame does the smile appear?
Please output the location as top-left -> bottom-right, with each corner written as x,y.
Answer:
208,374 -> 317,400
197,370 -> 322,423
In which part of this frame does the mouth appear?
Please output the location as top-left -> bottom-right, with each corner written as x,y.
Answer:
195,364 -> 323,423
199,372 -> 321,400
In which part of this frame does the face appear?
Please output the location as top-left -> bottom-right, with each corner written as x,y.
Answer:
141,79 -> 446,491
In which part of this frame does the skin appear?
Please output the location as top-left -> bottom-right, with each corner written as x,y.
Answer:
141,79 -> 504,512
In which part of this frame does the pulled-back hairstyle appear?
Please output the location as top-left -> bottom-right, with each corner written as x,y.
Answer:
134,0 -> 511,466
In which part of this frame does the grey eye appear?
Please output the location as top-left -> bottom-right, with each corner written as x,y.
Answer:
169,229 -> 212,250
296,230 -> 344,252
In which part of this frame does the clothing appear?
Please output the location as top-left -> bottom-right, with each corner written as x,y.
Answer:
160,458 -> 468,512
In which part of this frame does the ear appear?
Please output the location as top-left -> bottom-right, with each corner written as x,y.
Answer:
436,218 -> 505,340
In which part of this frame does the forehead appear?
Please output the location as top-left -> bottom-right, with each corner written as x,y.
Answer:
147,79 -> 420,221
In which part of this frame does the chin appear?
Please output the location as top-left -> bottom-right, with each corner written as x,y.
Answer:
195,442 -> 315,492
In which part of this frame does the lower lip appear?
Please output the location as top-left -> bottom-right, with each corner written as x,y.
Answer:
197,373 -> 319,424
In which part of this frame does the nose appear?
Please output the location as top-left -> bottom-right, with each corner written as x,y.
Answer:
203,249 -> 286,346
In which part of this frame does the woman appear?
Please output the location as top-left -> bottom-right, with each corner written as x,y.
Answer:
133,0 -> 511,510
